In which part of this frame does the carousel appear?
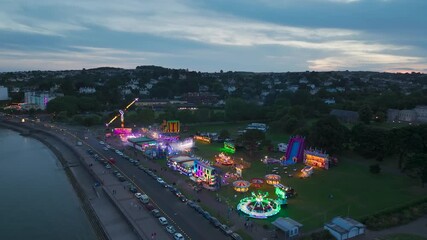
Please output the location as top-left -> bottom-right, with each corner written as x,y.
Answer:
233,180 -> 250,192
265,174 -> 281,185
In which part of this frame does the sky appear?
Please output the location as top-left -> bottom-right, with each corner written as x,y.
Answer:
0,0 -> 426,72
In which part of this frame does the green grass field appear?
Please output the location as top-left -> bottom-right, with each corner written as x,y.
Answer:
379,234 -> 427,240
188,123 -> 427,232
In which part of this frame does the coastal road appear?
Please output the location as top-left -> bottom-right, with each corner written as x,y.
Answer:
77,131 -> 228,240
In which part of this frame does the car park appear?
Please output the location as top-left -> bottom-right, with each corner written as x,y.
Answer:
166,225 -> 176,234
173,233 -> 185,240
158,217 -> 168,225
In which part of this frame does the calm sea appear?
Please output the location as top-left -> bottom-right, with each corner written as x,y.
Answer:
0,128 -> 96,240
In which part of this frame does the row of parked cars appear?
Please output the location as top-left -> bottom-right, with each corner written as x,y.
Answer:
186,200 -> 242,240
138,165 -> 242,240
101,141 -> 185,240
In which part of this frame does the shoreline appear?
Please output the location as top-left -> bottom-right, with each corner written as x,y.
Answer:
0,121 -> 109,240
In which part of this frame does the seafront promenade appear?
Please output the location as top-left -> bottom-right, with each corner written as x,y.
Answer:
0,116 -> 170,240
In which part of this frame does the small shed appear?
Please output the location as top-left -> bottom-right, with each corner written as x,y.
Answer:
272,217 -> 303,239
324,216 -> 365,240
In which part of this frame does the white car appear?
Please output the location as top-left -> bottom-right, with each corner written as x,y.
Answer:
99,141 -> 105,145
135,193 -> 142,199
174,233 -> 185,240
157,177 -> 165,184
103,147 -> 108,151
166,225 -> 176,234
158,217 -> 168,225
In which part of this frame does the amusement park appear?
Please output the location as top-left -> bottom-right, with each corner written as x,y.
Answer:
101,99 -> 341,232
94,97 -> 427,240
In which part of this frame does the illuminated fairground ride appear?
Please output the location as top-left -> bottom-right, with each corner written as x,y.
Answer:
106,98 -> 139,130
215,152 -> 234,166
237,191 -> 285,219
233,180 -> 250,192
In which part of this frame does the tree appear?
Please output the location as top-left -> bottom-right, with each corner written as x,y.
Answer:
308,116 -> 350,154
351,124 -> 389,159
46,96 -> 79,116
370,164 -> 381,174
403,153 -> 427,187
358,105 -> 373,124
238,129 -> 265,155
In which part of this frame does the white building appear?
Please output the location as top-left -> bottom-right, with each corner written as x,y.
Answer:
324,217 -> 365,240
24,92 -> 56,110
272,217 -> 303,239
0,86 -> 8,100
387,106 -> 427,123
79,87 -> 96,94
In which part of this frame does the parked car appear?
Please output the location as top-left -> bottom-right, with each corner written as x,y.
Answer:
209,217 -> 221,228
173,233 -> 185,240
219,224 -> 233,235
178,195 -> 187,202
166,225 -> 176,234
128,185 -> 137,193
139,194 -> 150,204
145,203 -> 155,211
157,177 -> 165,184
158,217 -> 168,225
230,233 -> 243,240
151,209 -> 161,218
135,193 -> 142,199
108,158 -> 116,165
202,211 -> 212,220
99,141 -> 105,145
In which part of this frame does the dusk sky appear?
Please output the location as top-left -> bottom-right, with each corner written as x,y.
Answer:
1,0 -> 426,72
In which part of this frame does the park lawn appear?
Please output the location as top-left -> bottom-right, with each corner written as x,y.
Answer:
210,152 -> 427,232
186,124 -> 427,232
379,233 -> 427,240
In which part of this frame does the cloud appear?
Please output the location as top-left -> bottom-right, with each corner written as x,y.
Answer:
0,0 -> 425,72
0,46 -> 170,71
308,52 -> 425,71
